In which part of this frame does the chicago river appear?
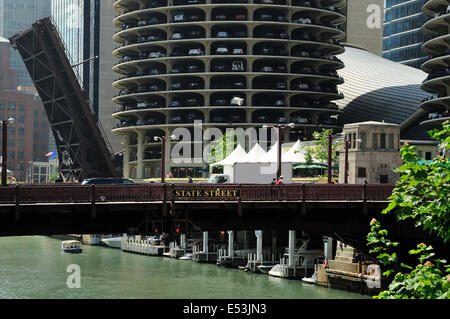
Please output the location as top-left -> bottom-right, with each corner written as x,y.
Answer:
0,236 -> 368,299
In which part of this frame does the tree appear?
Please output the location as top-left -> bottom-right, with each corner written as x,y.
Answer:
367,120 -> 450,299
309,128 -> 341,165
207,130 -> 239,165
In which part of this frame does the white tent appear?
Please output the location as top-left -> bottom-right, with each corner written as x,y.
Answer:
260,143 -> 288,163
284,140 -> 306,163
239,143 -> 268,163
210,144 -> 247,167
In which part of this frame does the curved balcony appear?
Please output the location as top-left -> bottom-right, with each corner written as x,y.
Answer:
421,54 -> 450,74
421,33 -> 450,56
422,12 -> 450,38
421,72 -> 450,96
420,95 -> 450,112
420,115 -> 450,128
422,0 -> 450,17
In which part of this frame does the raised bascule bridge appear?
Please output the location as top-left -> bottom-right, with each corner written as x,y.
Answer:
9,17 -> 121,182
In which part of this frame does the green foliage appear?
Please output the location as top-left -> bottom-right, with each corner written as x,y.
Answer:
383,121 -> 450,243
366,121 -> 450,299
49,173 -> 59,183
207,130 -> 239,164
309,128 -> 341,165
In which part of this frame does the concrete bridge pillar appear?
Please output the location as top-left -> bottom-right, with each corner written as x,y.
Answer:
227,230 -> 234,259
203,231 -> 208,255
288,230 -> 296,268
255,230 -> 263,262
323,236 -> 333,260
180,234 -> 186,249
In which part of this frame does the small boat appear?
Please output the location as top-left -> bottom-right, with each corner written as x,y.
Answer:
268,264 -> 288,278
179,253 -> 193,260
101,237 -> 122,249
302,274 -> 316,284
61,240 -> 82,253
257,265 -> 275,274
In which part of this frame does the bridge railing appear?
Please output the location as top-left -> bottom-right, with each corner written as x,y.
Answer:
0,183 -> 395,204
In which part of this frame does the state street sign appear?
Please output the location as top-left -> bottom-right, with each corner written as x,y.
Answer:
172,189 -> 241,198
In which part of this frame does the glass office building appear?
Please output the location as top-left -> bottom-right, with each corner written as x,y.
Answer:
383,0 -> 429,69
51,0 -> 85,80
0,0 -> 51,87
51,0 -> 102,116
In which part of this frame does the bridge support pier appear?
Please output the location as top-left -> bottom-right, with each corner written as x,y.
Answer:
227,230 -> 234,259
323,236 -> 333,260
255,230 -> 263,263
288,230 -> 296,268
180,234 -> 186,249
203,231 -> 208,255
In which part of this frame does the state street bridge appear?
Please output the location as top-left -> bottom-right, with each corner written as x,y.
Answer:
0,183 -> 437,253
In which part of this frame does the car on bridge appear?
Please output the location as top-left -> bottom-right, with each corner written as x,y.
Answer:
81,178 -> 134,185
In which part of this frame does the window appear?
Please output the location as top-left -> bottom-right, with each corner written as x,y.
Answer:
352,133 -> 357,149
7,102 -> 16,111
18,128 -> 24,136
7,127 -> 15,135
380,175 -> 389,184
7,151 -> 15,160
380,133 -> 386,149
0,103 -> 4,110
7,139 -> 15,147
18,104 -> 24,112
34,111 -> 39,117
388,134 -> 394,149
417,150 -> 423,158
18,115 -> 24,123
358,167 -> 366,178
372,133 -> 378,149
360,132 -> 367,150
18,139 -> 24,148
425,152 -> 432,160
18,151 -> 24,160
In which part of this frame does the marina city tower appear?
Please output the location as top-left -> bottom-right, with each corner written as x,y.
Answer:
111,0 -> 346,179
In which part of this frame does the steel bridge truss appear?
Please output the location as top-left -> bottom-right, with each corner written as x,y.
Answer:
9,17 -> 118,181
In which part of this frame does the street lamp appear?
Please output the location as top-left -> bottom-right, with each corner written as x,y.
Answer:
263,123 -> 295,181
154,134 -> 177,183
1,117 -> 15,186
335,132 -> 361,184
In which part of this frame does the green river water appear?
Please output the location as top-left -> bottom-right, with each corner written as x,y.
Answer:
0,236 -> 369,299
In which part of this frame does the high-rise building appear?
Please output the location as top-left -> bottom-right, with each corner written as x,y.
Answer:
0,0 -> 52,87
111,0 -> 347,179
0,37 -> 50,181
51,0 -> 124,153
383,0 -> 429,69
419,0 -> 450,129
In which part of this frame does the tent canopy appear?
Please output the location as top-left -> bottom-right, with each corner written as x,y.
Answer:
210,144 -> 247,167
239,143 -> 268,163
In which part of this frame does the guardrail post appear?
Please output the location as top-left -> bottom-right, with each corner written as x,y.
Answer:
363,184 -> 367,215
14,185 -> 20,221
301,183 -> 306,215
237,184 -> 242,217
170,184 -> 175,216
162,183 -> 167,217
91,185 -> 96,219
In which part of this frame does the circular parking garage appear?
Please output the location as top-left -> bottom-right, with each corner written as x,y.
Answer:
112,0 -> 346,179
420,0 -> 450,129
